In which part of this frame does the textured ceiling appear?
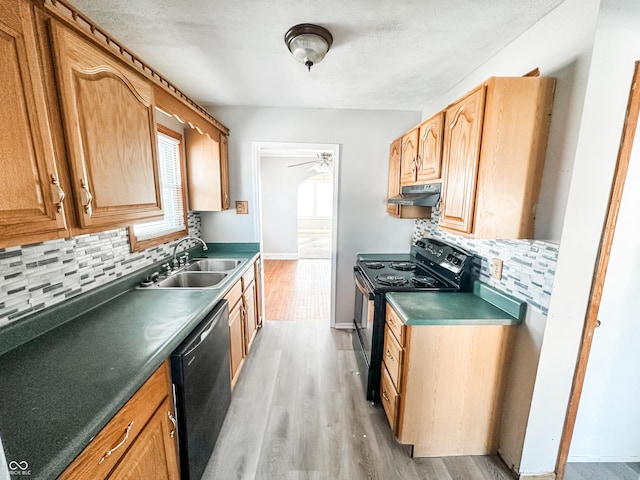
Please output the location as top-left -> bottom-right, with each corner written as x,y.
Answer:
67,0 -> 565,111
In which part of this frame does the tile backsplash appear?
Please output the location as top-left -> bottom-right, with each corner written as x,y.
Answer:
414,214 -> 559,315
0,213 -> 202,327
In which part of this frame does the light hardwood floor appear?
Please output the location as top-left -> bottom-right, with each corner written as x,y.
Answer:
202,320 -> 517,480
263,260 -> 330,321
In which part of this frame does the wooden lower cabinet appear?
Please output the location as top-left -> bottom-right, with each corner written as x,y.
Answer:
225,257 -> 262,388
108,398 -> 179,480
60,361 -> 179,480
382,304 -> 516,457
228,298 -> 245,386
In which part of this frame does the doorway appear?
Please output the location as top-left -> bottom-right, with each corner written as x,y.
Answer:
253,142 -> 339,325
558,63 -> 640,480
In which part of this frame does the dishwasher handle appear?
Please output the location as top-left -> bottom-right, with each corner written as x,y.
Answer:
180,300 -> 229,358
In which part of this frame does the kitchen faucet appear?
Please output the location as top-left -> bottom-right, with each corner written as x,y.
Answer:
172,236 -> 208,267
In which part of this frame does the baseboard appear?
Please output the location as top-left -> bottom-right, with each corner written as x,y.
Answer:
332,322 -> 353,329
518,473 -> 556,480
262,253 -> 299,260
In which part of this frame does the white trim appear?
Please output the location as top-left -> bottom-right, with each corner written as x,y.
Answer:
333,323 -> 354,330
262,253 -> 300,260
252,141 -> 340,327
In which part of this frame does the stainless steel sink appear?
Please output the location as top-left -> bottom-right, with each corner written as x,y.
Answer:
185,258 -> 244,272
155,272 -> 228,289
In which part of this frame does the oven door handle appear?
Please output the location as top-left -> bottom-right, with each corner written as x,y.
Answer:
354,270 -> 375,300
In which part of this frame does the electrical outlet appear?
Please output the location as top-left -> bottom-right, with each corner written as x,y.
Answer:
491,258 -> 503,280
235,201 -> 248,214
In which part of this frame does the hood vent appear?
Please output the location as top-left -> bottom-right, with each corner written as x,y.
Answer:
388,183 -> 440,206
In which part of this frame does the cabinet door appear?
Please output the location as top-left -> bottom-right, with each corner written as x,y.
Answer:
229,300 -> 244,386
254,258 -> 263,327
416,112 -> 443,182
386,138 -> 402,217
243,281 -> 258,353
185,128 -> 225,211
400,128 -> 419,186
50,23 -> 162,229
0,0 -> 68,247
220,134 -> 230,210
440,86 -> 485,234
108,399 -> 179,480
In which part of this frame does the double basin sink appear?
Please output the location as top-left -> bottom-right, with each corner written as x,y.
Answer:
147,258 -> 246,289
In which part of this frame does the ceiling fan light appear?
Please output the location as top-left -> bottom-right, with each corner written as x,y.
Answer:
285,24 -> 333,71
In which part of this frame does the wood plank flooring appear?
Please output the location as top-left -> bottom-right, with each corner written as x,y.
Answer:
202,320 -> 517,480
565,461 -> 640,480
263,260 -> 330,321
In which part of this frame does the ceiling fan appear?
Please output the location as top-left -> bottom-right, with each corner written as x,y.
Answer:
287,152 -> 333,173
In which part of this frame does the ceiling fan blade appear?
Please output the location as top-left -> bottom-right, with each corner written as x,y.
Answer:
287,160 -> 318,167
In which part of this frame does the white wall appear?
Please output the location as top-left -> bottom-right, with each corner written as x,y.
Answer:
261,156 -> 317,257
521,0 -> 640,474
199,107 -> 421,327
568,113 -> 640,462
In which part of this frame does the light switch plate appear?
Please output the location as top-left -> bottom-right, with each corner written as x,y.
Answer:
491,258 -> 503,280
235,201 -> 248,214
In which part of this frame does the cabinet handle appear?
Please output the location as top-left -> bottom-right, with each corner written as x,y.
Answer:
167,411 -> 177,438
99,421 -> 134,464
449,106 -> 466,129
382,390 -> 390,402
50,175 -> 65,213
80,178 -> 93,216
421,125 -> 433,143
388,319 -> 396,328
386,349 -> 394,361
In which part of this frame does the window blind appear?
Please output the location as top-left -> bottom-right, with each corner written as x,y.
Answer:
133,132 -> 185,240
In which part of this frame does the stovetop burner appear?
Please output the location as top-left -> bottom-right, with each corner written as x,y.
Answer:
390,261 -> 416,271
362,261 -> 384,269
375,274 -> 409,286
412,275 -> 437,287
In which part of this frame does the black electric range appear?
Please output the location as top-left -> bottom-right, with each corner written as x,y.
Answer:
352,238 -> 474,402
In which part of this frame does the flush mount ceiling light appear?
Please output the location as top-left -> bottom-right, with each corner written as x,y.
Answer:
284,23 -> 333,72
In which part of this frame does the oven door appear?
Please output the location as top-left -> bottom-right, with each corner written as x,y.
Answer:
353,268 -> 375,364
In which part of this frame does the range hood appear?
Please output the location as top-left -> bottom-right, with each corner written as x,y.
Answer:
388,183 -> 441,206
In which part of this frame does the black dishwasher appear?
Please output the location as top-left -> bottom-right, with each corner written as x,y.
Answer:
170,299 -> 231,480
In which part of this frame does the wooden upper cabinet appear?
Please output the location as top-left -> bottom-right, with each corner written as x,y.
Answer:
473,77 -> 556,238
439,85 -> 486,234
0,0 -> 68,247
439,77 -> 556,238
399,128 -> 419,186
220,134 -> 230,210
416,112 -> 444,183
50,23 -> 162,229
386,138 -> 402,217
185,128 -> 229,211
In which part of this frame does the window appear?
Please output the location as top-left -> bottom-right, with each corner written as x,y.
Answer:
129,125 -> 188,252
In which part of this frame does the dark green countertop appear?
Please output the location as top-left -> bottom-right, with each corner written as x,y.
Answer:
386,281 -> 526,326
0,243 -> 259,480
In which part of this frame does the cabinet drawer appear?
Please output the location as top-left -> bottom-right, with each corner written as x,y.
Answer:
60,361 -> 171,480
383,324 -> 403,391
242,263 -> 255,289
380,365 -> 400,434
385,304 -> 406,346
225,279 -> 242,309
